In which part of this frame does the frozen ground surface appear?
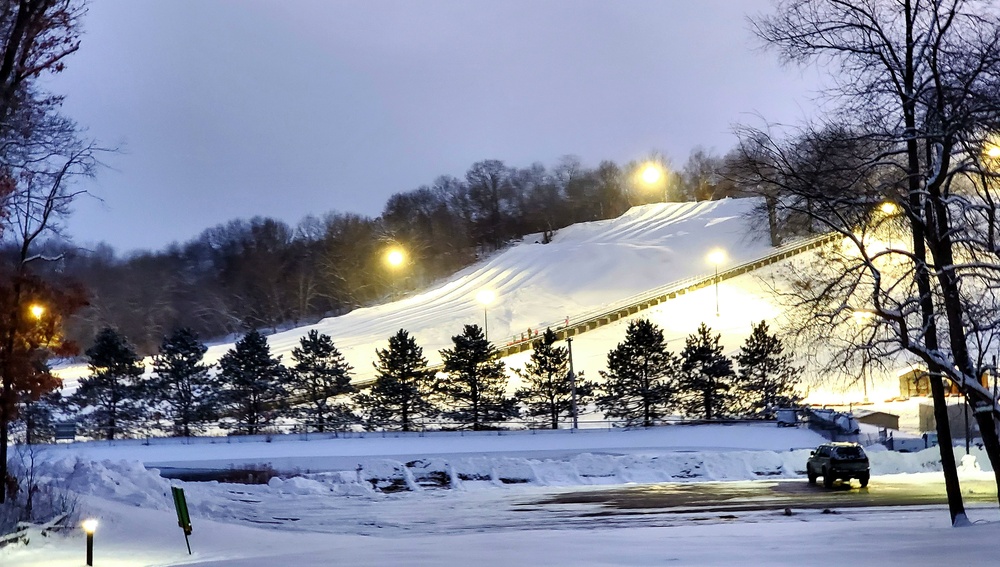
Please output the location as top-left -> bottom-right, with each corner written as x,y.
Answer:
3,424 -> 1000,566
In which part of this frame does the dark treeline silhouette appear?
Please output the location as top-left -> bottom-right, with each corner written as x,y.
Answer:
28,152 -> 742,356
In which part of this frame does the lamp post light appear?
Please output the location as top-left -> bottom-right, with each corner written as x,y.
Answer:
476,289 -> 495,342
82,518 -> 98,566
639,163 -> 667,202
386,248 -> 405,268
29,304 -> 44,320
878,201 -> 900,253
706,248 -> 726,317
385,248 -> 406,299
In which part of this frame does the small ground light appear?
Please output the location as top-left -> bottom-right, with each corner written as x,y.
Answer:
82,518 -> 98,566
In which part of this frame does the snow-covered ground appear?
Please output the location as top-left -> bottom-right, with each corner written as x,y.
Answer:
3,424 -> 998,566
13,199 -> 997,566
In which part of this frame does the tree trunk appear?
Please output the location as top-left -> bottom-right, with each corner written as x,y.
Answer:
970,400 -> 1000,508
929,370 -> 968,524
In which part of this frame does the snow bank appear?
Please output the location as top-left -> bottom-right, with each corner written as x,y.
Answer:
35,442 -> 990,513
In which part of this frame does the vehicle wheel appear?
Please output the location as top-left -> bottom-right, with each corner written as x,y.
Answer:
859,474 -> 869,488
823,468 -> 833,488
807,465 -> 817,485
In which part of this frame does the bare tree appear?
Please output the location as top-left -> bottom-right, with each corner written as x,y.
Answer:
744,0 -> 1000,525
0,0 -> 92,504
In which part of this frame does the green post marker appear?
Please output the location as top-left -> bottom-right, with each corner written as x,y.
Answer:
171,486 -> 193,554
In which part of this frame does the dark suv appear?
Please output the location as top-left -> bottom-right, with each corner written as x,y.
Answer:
806,442 -> 870,488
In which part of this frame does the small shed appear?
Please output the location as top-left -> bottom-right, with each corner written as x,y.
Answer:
852,409 -> 900,431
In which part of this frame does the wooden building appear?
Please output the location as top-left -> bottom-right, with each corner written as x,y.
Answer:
898,365 -> 991,398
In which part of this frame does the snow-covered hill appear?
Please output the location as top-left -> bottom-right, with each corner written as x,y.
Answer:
57,198 -> 777,387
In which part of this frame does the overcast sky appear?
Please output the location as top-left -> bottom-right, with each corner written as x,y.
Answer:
49,0 -> 821,253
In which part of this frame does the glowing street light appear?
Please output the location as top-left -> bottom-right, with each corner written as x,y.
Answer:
987,144 -> 1000,159
879,201 -> 899,215
707,248 -> 726,317
641,163 -> 662,184
82,518 -> 98,566
639,162 -> 667,201
476,289 -> 496,341
29,304 -> 44,320
385,248 -> 405,268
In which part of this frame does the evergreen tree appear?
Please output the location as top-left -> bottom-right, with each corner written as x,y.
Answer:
436,324 -> 516,430
677,323 -> 735,419
151,327 -> 217,437
13,392 -> 63,444
286,330 -> 356,432
71,328 -> 146,440
217,329 -> 286,434
596,319 -> 678,427
356,329 -> 436,432
732,320 -> 802,417
515,328 -> 594,429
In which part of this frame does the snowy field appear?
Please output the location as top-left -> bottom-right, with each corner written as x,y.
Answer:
3,424 -> 999,566
15,199 -> 997,565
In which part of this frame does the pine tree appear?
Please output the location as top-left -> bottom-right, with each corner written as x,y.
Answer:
217,329 -> 286,434
436,324 -> 516,430
596,319 -> 678,427
286,330 -> 356,432
356,329 -> 436,432
151,327 -> 217,437
14,392 -> 63,444
732,320 -> 802,417
71,328 -> 146,440
677,323 -> 735,419
515,328 -> 593,429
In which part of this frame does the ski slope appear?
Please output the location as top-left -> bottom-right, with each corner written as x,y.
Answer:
58,198 -> 778,389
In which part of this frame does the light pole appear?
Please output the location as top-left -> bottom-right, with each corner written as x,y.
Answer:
707,248 -> 726,317
878,201 -> 900,252
567,336 -> 578,429
476,289 -> 495,342
82,518 -> 98,566
385,247 -> 406,299
852,309 -> 873,402
29,304 -> 44,320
